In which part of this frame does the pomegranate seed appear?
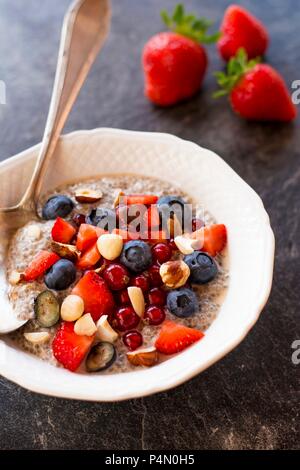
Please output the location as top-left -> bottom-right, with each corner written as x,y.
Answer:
144,306 -> 166,326
123,330 -> 143,351
152,243 -> 172,264
72,213 -> 86,227
192,218 -> 204,231
116,288 -> 131,305
148,287 -> 167,306
103,263 -> 130,291
147,264 -> 163,287
168,239 -> 178,251
115,306 -> 140,332
130,274 -> 150,293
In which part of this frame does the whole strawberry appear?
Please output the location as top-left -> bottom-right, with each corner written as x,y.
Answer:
218,4 -> 269,61
214,49 -> 297,122
142,4 -> 220,106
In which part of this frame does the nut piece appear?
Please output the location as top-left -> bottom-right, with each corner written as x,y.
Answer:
24,331 -> 50,344
75,188 -> 103,203
174,235 -> 194,255
113,189 -> 125,208
96,315 -> 119,343
127,346 -> 158,367
97,233 -> 123,261
127,286 -> 145,318
26,224 -> 41,240
61,294 -> 84,322
159,260 -> 190,288
8,270 -> 25,285
51,241 -> 80,261
74,313 -> 97,336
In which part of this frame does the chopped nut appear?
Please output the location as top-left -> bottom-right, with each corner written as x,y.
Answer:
61,294 -> 84,322
9,271 -> 25,285
189,228 -> 205,250
24,331 -> 50,344
97,233 -> 123,261
127,286 -> 145,318
113,189 -> 125,208
174,235 -> 194,255
127,346 -> 158,367
96,315 -> 118,343
74,313 -> 97,336
51,241 -> 80,261
159,260 -> 190,288
26,224 -> 41,240
75,188 -> 103,203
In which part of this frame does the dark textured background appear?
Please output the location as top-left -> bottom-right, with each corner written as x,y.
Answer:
0,0 -> 299,450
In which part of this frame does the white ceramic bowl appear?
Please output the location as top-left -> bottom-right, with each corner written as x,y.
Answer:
0,128 -> 274,401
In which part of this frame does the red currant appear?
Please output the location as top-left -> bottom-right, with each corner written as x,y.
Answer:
72,213 -> 86,227
147,264 -> 163,287
103,263 -> 130,291
115,288 -> 130,305
168,239 -> 178,251
152,243 -> 172,264
148,287 -> 167,306
123,330 -> 143,350
192,217 -> 204,232
130,274 -> 150,293
115,306 -> 140,331
144,306 -> 166,326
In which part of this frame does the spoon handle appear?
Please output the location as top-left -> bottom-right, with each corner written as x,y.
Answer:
20,0 -> 111,210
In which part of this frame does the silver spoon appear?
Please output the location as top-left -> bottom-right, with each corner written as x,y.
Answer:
0,0 -> 111,333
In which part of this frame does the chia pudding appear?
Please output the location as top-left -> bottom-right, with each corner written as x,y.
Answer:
6,174 -> 228,374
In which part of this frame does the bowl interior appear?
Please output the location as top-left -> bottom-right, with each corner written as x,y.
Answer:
0,129 -> 274,401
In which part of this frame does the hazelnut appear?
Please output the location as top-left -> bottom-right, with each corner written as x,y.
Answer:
75,188 -> 103,203
51,241 -> 80,261
97,233 -> 123,261
96,315 -> 118,343
74,313 -> 97,336
127,346 -> 158,367
159,260 -> 190,288
174,235 -> 195,255
61,294 -> 84,322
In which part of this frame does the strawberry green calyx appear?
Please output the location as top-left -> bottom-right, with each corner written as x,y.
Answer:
213,48 -> 261,97
161,3 -> 221,44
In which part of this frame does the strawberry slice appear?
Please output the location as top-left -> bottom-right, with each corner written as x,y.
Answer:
76,242 -> 101,270
144,205 -> 160,230
191,224 -> 227,256
123,194 -> 158,205
72,271 -> 114,321
24,250 -> 60,281
155,320 -> 204,355
76,224 -> 106,252
51,217 -> 76,244
52,321 -> 94,372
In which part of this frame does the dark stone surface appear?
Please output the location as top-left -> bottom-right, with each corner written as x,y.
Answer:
0,0 -> 299,450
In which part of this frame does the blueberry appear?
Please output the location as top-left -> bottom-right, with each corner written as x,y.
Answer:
157,195 -> 192,233
120,240 -> 152,273
184,251 -> 217,284
167,288 -> 198,318
86,207 -> 116,231
44,259 -> 76,291
42,195 -> 74,220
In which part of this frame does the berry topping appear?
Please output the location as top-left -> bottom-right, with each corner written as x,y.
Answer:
122,194 -> 158,205
157,195 -> 192,234
103,263 -> 130,291
72,271 -> 115,321
120,240 -> 152,273
147,264 -> 163,287
130,274 -> 150,293
123,330 -> 143,351
76,223 -> 106,252
44,259 -> 77,291
115,306 -> 140,332
51,217 -> 76,244
34,290 -> 60,328
148,287 -> 167,306
86,207 -> 116,231
42,195 -> 74,220
116,288 -> 131,305
85,342 -> 116,372
195,223 -> 227,257
184,251 -> 217,284
72,213 -> 86,227
155,320 -> 204,355
24,250 -> 60,281
144,305 -> 166,326
76,242 -> 101,270
52,321 -> 95,372
192,217 -> 204,231
166,288 -> 198,318
152,242 -> 172,264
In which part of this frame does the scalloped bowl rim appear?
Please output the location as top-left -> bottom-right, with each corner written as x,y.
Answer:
0,128 -> 275,401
